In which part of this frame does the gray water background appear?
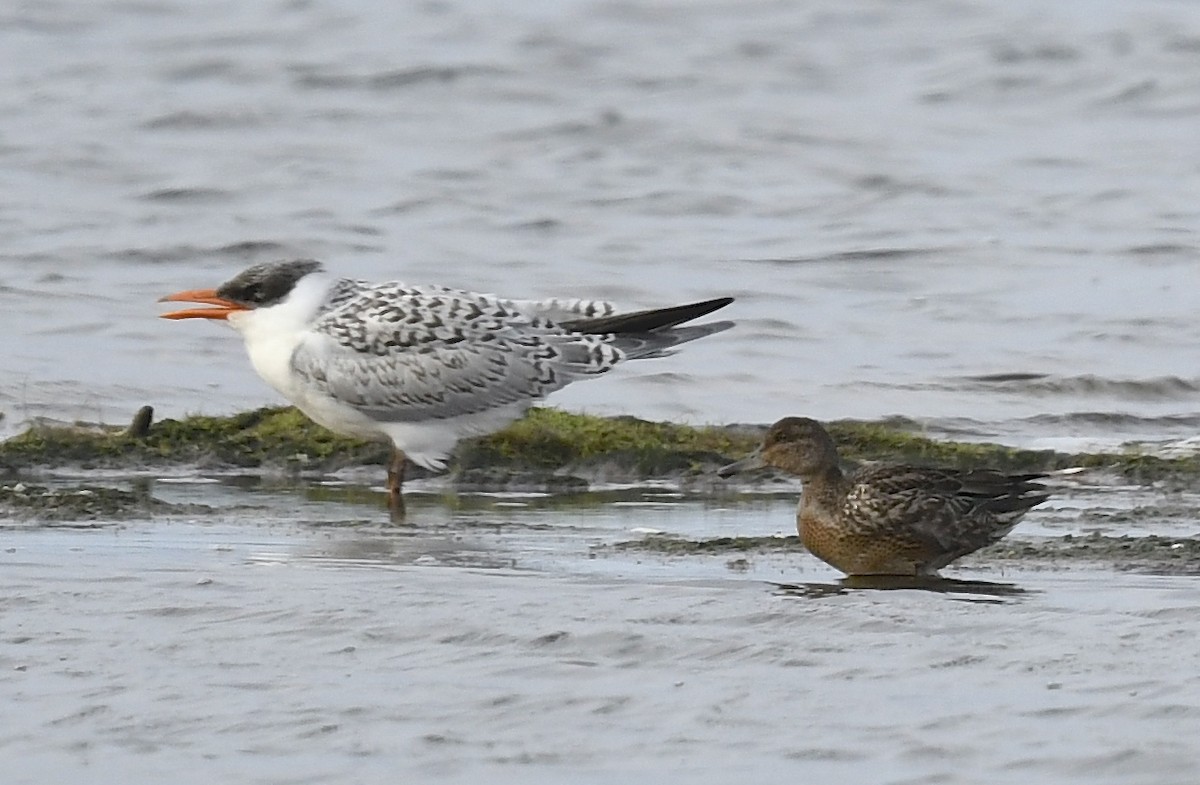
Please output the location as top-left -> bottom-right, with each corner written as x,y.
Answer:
5,2 -> 1200,783
1,0 -> 1198,450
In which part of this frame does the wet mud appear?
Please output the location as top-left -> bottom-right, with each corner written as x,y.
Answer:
5,407 -> 1200,573
0,481 -> 208,523
612,531 -> 1200,576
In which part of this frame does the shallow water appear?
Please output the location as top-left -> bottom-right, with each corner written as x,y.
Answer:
1,0 -> 1198,450
4,481 -> 1200,784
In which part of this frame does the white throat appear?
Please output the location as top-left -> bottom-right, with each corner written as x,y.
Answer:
226,272 -> 333,400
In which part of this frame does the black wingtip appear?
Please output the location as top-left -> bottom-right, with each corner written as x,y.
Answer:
655,296 -> 735,326
563,296 -> 735,335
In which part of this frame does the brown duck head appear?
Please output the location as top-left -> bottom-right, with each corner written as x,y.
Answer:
718,416 -> 840,480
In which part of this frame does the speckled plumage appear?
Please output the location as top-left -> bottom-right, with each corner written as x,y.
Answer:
287,279 -> 630,423
719,417 -> 1049,576
170,260 -> 734,477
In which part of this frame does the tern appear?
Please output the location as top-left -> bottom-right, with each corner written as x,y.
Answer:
161,259 -> 733,515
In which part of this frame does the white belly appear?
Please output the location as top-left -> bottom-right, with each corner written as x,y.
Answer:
225,278 -> 538,471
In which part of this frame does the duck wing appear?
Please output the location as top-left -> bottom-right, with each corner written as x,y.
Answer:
843,465 -> 1049,562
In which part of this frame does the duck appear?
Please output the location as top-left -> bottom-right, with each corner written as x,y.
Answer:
718,417 -> 1049,576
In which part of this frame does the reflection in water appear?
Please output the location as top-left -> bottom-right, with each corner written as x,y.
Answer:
241,475 -> 707,515
296,480 -> 757,526
291,534 -> 520,571
772,575 -> 1030,602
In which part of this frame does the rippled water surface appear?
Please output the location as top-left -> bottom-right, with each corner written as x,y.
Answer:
3,1 -> 1200,782
3,481 -> 1200,785
1,0 -> 1198,449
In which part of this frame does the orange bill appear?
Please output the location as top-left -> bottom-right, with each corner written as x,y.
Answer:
158,288 -> 249,320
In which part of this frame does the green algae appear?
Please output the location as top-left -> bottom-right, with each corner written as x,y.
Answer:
1,406 -> 1198,486
824,421 -> 1056,471
822,420 -> 1200,483
822,420 -> 1200,481
0,406 -> 753,479
0,407 -> 387,472
461,409 -> 753,475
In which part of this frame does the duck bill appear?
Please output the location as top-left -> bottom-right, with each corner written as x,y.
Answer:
158,288 -> 249,320
717,447 -> 766,478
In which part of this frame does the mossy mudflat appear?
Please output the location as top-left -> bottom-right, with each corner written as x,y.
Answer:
0,407 -> 387,471
827,420 -> 1200,483
0,406 -> 753,479
463,409 -> 752,476
1,406 -> 1198,485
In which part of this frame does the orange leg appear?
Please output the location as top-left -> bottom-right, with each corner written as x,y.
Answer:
386,448 -> 407,520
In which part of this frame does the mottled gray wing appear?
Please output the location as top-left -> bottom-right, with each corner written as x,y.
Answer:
289,283 -> 624,421
502,296 -> 618,324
